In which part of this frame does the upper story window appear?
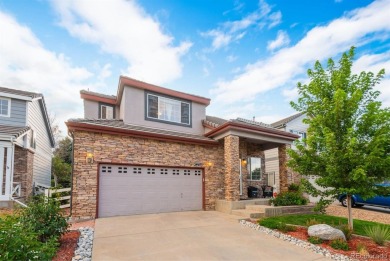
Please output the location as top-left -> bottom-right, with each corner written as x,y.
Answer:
0,97 -> 10,117
289,129 -> 306,142
100,104 -> 114,120
146,93 -> 191,126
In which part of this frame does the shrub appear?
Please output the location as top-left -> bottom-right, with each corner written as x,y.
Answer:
356,243 -> 369,255
308,236 -> 323,244
305,218 -> 320,226
277,223 -> 297,233
20,195 -> 69,242
364,225 -> 390,246
288,183 -> 300,192
335,223 -> 353,241
270,192 -> 308,206
330,238 -> 349,250
0,214 -> 58,260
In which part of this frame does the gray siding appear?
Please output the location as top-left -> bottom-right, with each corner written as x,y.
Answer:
27,99 -> 53,186
84,99 -> 119,119
0,98 -> 27,126
122,86 -> 206,135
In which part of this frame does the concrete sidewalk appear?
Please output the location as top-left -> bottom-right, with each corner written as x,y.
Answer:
92,211 -> 327,261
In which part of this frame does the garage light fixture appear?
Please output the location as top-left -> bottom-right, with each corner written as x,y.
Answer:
86,153 -> 94,164
205,161 -> 213,168
241,158 -> 247,166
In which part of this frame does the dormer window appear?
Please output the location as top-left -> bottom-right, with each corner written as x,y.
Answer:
146,93 -> 191,126
0,97 -> 10,117
100,104 -> 114,119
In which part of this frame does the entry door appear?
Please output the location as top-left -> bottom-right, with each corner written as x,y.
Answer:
98,165 -> 203,217
0,142 -> 13,200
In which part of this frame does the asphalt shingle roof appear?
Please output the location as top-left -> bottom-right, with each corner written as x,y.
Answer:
0,125 -> 30,139
0,86 -> 42,98
271,112 -> 305,128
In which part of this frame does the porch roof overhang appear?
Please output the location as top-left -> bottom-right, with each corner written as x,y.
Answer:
205,121 -> 299,149
0,125 -> 30,141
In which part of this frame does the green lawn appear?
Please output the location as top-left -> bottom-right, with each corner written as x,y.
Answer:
259,214 -> 390,237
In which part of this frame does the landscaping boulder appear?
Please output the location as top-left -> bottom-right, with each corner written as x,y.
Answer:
308,224 -> 346,241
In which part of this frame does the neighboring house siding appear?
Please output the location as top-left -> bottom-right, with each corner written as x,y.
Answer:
122,86 -> 206,135
0,98 -> 26,126
27,99 -> 53,186
285,114 -> 308,133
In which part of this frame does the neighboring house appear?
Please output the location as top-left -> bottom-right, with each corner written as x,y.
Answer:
265,112 -> 322,202
66,76 -> 299,219
0,87 -> 55,205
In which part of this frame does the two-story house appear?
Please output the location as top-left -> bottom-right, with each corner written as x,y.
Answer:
66,76 -> 300,219
0,87 -> 55,206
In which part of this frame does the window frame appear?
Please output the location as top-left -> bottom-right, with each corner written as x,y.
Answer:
98,102 -> 115,120
0,97 -> 11,117
145,91 -> 192,127
289,129 -> 306,141
248,157 -> 262,181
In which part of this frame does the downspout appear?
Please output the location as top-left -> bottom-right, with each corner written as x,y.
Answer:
239,159 -> 243,196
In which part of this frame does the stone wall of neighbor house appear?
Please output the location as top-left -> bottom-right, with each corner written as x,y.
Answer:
13,146 -> 34,200
71,130 -> 226,220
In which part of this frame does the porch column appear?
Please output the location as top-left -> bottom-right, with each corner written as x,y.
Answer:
278,144 -> 288,193
224,135 -> 240,201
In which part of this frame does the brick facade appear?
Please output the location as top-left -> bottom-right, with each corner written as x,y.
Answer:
13,146 -> 34,200
71,130 -> 291,219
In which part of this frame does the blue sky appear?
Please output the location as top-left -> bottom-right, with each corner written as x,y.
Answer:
0,0 -> 389,133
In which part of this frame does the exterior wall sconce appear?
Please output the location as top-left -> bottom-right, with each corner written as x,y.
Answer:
86,153 -> 94,164
241,158 -> 247,166
205,161 -> 213,168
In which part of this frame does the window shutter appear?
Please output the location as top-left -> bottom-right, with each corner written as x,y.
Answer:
148,95 -> 158,118
181,103 -> 189,124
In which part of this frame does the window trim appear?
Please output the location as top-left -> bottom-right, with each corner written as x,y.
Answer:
0,97 -> 11,117
98,102 -> 115,120
145,91 -> 192,127
289,129 -> 306,142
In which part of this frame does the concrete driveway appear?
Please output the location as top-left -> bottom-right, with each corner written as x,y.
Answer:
92,211 -> 327,261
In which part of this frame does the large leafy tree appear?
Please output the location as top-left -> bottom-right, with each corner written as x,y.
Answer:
52,137 -> 72,187
288,47 -> 390,230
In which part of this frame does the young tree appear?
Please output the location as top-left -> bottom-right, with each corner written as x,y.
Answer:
288,47 -> 390,230
52,137 -> 72,187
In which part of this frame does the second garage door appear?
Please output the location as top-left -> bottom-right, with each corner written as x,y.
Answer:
98,164 -> 203,217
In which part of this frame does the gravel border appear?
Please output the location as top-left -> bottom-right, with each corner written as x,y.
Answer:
240,220 -> 354,261
72,227 -> 94,261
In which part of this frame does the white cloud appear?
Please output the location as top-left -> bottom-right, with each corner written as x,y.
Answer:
226,55 -> 238,63
0,10 -> 97,134
212,0 -> 390,104
353,51 -> 390,106
267,30 -> 290,51
282,87 -> 298,101
268,11 -> 282,28
51,0 -> 192,85
201,0 -> 282,51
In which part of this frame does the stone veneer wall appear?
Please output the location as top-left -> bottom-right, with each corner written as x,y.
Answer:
224,135 -> 240,201
13,146 -> 34,200
278,144 -> 288,193
239,139 -> 266,199
71,131 -> 226,219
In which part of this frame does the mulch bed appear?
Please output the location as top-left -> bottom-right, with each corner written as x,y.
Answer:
285,227 -> 390,261
53,230 -> 80,261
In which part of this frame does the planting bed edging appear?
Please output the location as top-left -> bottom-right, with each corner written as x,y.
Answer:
240,220 -> 352,261
72,227 -> 94,261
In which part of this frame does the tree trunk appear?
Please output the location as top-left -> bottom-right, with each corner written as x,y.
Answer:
53,174 -> 58,188
347,194 -> 353,230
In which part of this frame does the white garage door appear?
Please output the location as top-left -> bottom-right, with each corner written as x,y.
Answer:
98,165 -> 203,217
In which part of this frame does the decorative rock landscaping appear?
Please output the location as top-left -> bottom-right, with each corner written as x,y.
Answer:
308,224 -> 346,241
72,227 -> 94,261
240,220 -> 352,261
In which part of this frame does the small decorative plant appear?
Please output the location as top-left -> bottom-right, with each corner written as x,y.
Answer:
330,238 -> 349,251
305,218 -> 319,226
364,225 -> 390,246
277,223 -> 296,233
356,243 -> 369,255
288,183 -> 300,192
335,223 -> 353,241
270,191 -> 308,206
308,236 -> 323,244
